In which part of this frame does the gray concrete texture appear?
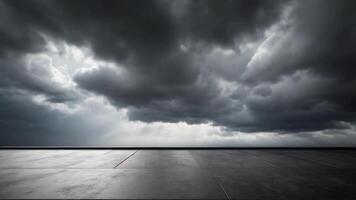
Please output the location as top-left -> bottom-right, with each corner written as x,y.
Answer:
0,149 -> 355,199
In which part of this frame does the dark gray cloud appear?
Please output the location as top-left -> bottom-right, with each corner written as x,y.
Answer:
178,0 -> 287,46
241,0 -> 356,83
0,0 -> 356,146
236,0 -> 356,132
0,89 -> 109,146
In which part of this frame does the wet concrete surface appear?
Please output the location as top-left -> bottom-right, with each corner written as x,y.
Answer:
0,149 -> 355,199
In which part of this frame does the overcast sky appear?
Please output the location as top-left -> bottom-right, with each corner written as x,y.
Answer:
0,0 -> 355,146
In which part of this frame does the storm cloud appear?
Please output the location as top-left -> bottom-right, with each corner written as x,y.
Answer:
0,0 -> 356,146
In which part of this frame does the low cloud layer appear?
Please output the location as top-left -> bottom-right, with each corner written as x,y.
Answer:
0,0 -> 355,146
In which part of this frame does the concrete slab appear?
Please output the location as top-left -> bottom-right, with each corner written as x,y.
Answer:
210,167 -> 286,200
98,169 -> 227,199
0,169 -> 226,199
0,169 -> 114,199
241,150 -> 327,168
0,149 -> 355,199
68,150 -> 137,169
190,150 -> 276,169
273,168 -> 356,200
268,150 -> 356,169
117,150 -> 201,169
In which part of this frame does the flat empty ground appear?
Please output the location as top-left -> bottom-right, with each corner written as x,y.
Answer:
0,149 -> 355,199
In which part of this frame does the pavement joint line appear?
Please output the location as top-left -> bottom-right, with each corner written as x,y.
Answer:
114,150 -> 139,168
188,150 -> 203,169
212,174 -> 231,200
103,150 -> 113,155
189,151 -> 231,200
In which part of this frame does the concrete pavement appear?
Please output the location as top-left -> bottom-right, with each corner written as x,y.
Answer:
0,149 -> 355,199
